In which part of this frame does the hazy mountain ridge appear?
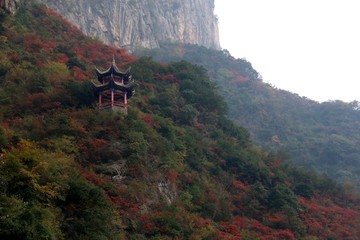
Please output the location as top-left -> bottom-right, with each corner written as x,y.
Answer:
36,0 -> 220,51
137,43 -> 360,189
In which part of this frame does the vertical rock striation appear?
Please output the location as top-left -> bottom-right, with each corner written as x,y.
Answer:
0,0 -> 23,15
37,0 -> 220,50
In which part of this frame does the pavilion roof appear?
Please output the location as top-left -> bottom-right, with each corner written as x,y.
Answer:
92,78 -> 135,98
95,58 -> 131,84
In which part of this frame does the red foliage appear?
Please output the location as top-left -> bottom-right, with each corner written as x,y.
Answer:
107,194 -> 128,206
56,53 -> 69,64
82,171 -> 111,187
194,121 -> 204,131
154,72 -> 176,82
227,71 -> 248,85
299,195 -> 360,238
24,93 -> 62,112
72,66 -> 88,80
221,223 -> 241,236
232,180 -> 249,191
116,48 -> 136,63
68,118 -> 88,136
215,230 -> 239,240
184,172 -> 195,184
233,216 -> 246,229
141,114 -> 159,128
88,138 -> 109,151
139,215 -> 156,234
43,6 -> 84,38
234,75 -> 247,83
267,159 -> 282,168
249,219 -> 297,240
270,229 -> 296,240
264,212 -> 286,226
40,101 -> 62,110
216,223 -> 242,240
8,53 -> 21,63
163,73 -> 176,81
167,169 -> 179,183
268,172 -> 275,178
25,93 -> 47,108
82,42 -> 136,67
77,138 -> 110,163
72,46 -> 86,56
250,219 -> 272,234
24,33 -> 57,52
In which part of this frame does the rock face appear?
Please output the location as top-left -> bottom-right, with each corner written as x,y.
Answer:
38,0 -> 220,50
0,0 -> 23,15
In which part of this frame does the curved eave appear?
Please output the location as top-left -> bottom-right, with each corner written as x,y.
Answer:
113,65 -> 131,76
92,80 -> 134,95
115,81 -> 135,98
95,66 -> 112,75
95,65 -> 131,81
113,79 -> 134,88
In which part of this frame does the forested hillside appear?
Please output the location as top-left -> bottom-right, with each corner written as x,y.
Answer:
137,43 -> 360,190
1,4 -> 360,239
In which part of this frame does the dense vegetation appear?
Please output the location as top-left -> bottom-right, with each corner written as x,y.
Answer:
137,42 -> 360,190
0,4 -> 360,239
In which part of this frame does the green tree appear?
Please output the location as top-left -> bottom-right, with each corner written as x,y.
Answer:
0,140 -> 69,239
61,177 -> 122,240
0,127 -> 7,148
27,70 -> 51,93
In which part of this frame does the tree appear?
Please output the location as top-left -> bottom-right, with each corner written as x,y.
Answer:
0,140 -> 70,239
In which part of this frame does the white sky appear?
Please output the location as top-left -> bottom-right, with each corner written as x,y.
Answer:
214,0 -> 360,103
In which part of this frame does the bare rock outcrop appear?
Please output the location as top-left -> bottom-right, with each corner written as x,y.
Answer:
38,0 -> 220,51
0,0 -> 23,15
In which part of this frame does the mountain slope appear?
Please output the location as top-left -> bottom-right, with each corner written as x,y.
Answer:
0,4 -> 360,239
137,43 -> 360,190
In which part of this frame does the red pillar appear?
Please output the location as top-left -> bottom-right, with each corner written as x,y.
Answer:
111,90 -> 114,107
98,93 -> 102,109
124,92 -> 127,107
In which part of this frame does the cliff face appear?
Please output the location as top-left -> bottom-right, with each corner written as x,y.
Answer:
0,0 -> 23,15
38,0 -> 220,50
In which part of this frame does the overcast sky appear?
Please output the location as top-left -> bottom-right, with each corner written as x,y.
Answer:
214,0 -> 360,103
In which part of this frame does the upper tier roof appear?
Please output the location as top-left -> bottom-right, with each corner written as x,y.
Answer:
95,58 -> 132,84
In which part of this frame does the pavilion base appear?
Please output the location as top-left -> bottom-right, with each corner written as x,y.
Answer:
98,105 -> 128,115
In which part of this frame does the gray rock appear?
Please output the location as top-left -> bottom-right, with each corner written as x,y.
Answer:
37,0 -> 220,51
0,0 -> 23,15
